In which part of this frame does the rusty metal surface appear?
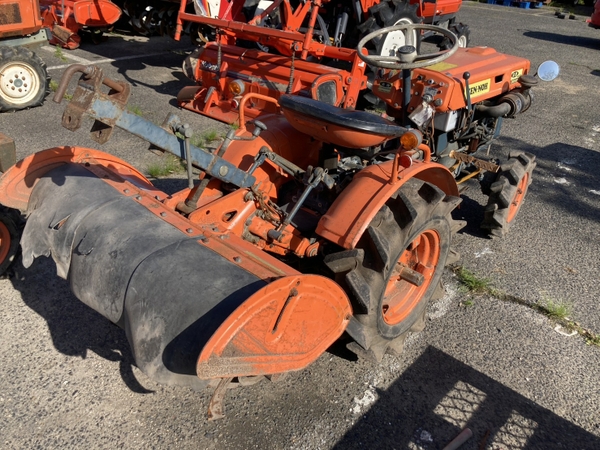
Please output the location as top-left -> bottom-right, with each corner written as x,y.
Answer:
0,0 -> 42,37
0,3 -> 22,25
207,377 -> 234,421
449,150 -> 500,173
55,64 -> 256,188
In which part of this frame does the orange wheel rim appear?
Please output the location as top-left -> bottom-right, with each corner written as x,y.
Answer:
382,229 -> 440,326
507,172 -> 529,223
0,221 -> 11,264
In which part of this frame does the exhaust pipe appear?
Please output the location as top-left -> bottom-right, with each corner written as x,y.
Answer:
475,90 -> 532,118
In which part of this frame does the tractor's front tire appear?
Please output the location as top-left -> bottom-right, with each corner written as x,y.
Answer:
0,207 -> 22,277
481,151 -> 536,238
440,23 -> 470,49
325,179 -> 461,361
0,46 -> 50,112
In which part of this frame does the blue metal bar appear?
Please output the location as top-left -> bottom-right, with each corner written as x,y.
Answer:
88,97 -> 255,188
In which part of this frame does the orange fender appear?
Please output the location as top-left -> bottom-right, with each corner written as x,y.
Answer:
0,146 -> 155,211
73,0 -> 122,26
316,160 -> 459,249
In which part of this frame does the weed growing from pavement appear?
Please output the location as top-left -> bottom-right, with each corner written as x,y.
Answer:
146,155 -> 185,178
127,105 -> 143,116
203,129 -> 220,142
173,130 -> 221,149
49,77 -> 71,100
455,267 -> 494,295
54,46 -> 67,62
190,133 -> 204,148
543,297 -> 573,321
451,266 -> 600,348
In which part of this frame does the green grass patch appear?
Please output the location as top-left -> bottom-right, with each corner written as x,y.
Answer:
586,334 -> 600,346
455,267 -> 494,295
202,129 -> 220,143
186,129 -> 222,148
451,266 -> 599,348
127,105 -> 143,117
543,298 -> 573,321
49,79 -> 71,100
54,46 -> 67,62
146,155 -> 185,178
190,132 -> 204,148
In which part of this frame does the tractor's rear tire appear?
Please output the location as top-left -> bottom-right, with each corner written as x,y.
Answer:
0,46 -> 50,112
357,0 -> 420,56
481,151 -> 536,238
0,207 -> 21,277
325,179 -> 461,361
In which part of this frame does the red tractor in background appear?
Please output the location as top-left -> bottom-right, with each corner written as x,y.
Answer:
588,0 -> 600,28
39,0 -> 122,49
115,0 -> 468,49
187,0 -> 469,49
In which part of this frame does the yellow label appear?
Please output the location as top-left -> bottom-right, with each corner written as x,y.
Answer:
510,69 -> 524,84
428,62 -> 458,72
467,79 -> 491,98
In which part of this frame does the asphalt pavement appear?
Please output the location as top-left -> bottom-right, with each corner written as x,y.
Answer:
1,2 -> 599,449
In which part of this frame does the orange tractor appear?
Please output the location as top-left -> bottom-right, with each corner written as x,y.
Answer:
0,18 -> 557,418
0,0 -> 51,112
39,0 -> 122,49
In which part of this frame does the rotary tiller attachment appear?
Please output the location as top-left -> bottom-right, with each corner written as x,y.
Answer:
0,65 -> 352,419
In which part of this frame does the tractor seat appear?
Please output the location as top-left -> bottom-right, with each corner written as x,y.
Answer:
279,95 -> 406,149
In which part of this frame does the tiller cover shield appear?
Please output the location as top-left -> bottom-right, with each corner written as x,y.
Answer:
6,153 -> 351,387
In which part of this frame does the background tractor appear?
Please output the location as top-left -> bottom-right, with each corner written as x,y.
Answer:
588,0 -> 600,28
39,0 -> 122,49
0,0 -> 50,112
115,0 -> 468,48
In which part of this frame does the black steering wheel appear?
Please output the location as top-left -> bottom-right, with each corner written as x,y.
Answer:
357,24 -> 459,70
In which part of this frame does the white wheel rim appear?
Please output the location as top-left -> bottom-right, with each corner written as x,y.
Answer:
379,18 -> 416,56
0,61 -> 40,105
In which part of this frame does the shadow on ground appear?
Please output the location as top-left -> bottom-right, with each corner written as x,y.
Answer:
334,346 -> 600,449
10,256 -> 153,394
522,31 -> 600,50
